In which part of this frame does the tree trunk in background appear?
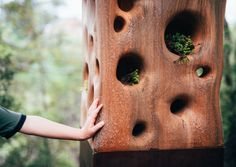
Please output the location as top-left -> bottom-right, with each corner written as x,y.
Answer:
222,19 -> 236,167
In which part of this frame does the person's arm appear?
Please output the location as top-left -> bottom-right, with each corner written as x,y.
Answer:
20,99 -> 104,140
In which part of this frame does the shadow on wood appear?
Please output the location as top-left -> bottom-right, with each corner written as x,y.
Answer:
80,141 -> 224,167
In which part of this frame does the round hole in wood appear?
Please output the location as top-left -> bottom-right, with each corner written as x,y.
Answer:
165,11 -> 203,41
170,95 -> 190,114
114,16 -> 126,32
165,11 -> 204,55
132,121 -> 146,137
83,63 -> 89,80
95,58 -> 100,75
196,66 -> 211,78
117,0 -> 137,12
88,35 -> 94,51
88,84 -> 94,107
116,52 -> 143,85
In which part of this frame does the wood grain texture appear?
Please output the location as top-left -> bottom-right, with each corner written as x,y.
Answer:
80,0 -> 226,152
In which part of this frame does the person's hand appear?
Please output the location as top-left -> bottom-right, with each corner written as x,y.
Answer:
80,99 -> 104,140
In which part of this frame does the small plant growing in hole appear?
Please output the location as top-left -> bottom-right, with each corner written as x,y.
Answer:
84,80 -> 89,91
80,80 -> 88,92
121,69 -> 140,85
165,33 -> 195,64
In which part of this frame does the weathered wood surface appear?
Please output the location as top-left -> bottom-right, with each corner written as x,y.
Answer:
80,0 -> 226,153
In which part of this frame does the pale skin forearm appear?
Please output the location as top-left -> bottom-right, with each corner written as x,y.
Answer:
19,99 -> 104,140
20,116 -> 84,140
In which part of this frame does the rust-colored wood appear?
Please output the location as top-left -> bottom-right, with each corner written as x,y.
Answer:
80,0 -> 226,155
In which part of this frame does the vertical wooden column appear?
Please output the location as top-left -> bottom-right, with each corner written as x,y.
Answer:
80,0 -> 226,166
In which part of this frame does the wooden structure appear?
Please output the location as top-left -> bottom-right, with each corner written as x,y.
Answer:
80,0 -> 226,166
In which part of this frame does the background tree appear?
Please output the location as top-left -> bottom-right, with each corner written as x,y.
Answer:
221,20 -> 236,167
0,44 -> 18,109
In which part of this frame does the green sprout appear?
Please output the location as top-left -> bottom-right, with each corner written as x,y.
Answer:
121,69 -> 140,85
85,80 -> 89,91
80,80 -> 88,92
165,32 -> 195,64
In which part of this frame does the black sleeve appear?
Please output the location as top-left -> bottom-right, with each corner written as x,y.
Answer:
4,115 -> 27,139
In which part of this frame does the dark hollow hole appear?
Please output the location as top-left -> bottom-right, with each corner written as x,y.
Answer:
170,96 -> 189,114
164,11 -> 204,58
196,66 -> 211,78
117,0 -> 137,12
114,16 -> 125,32
88,35 -> 94,50
96,58 -> 100,74
165,11 -> 202,39
132,122 -> 146,137
83,63 -> 89,80
116,52 -> 143,85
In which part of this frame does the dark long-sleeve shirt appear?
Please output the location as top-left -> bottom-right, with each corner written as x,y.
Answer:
0,107 -> 26,139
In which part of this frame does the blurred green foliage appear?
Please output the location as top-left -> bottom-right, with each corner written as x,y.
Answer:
221,21 -> 236,167
0,44 -> 18,109
0,0 -> 83,166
